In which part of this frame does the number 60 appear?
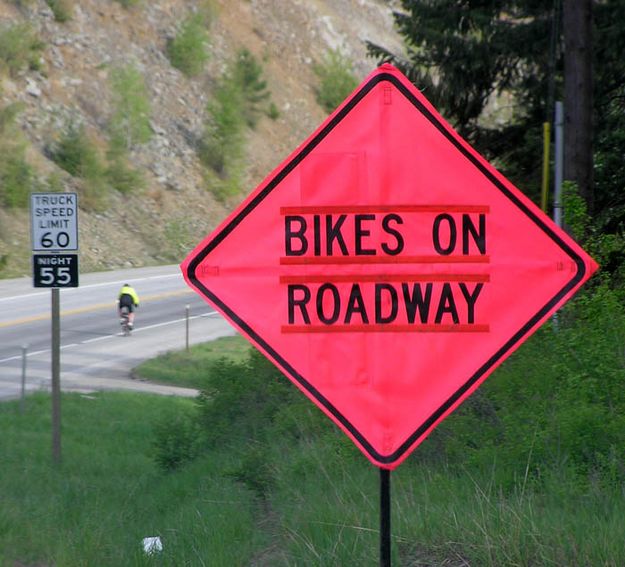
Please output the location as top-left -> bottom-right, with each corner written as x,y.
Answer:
41,231 -> 70,249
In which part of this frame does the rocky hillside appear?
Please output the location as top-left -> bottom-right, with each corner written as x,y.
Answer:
0,0 -> 403,277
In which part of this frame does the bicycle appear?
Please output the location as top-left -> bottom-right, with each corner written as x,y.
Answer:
120,305 -> 132,336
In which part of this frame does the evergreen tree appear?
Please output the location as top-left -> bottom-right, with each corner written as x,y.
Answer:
367,1 -> 558,201
233,48 -> 271,129
367,0 -> 625,226
592,0 -> 625,231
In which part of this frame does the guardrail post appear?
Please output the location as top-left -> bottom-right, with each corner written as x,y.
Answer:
20,344 -> 28,414
185,304 -> 190,351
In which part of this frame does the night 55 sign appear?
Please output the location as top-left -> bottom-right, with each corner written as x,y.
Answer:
33,254 -> 79,288
182,64 -> 597,470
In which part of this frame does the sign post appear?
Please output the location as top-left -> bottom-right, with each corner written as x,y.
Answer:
51,287 -> 61,464
380,468 -> 391,566
30,192 -> 79,465
181,64 -> 597,563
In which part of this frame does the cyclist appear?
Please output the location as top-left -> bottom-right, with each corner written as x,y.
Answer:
118,283 -> 140,329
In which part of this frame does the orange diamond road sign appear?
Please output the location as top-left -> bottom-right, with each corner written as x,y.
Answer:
181,64 -> 598,469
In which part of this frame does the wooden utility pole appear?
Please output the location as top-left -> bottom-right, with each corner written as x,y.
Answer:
563,0 -> 593,213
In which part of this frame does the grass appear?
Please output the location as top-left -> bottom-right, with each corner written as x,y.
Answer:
132,330 -> 625,565
4,331 -> 625,565
133,334 -> 249,388
0,391 -> 263,566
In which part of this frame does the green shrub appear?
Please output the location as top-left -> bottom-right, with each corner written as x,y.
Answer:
50,123 -> 102,178
162,218 -> 196,260
233,48 -> 270,128
200,50 -> 274,199
104,66 -> 150,195
0,103 -> 33,208
108,65 -> 152,151
0,23 -> 44,76
45,0 -> 72,22
50,123 -> 108,210
167,14 -> 209,77
200,76 -> 245,198
196,349 -> 300,447
113,0 -> 140,7
409,280 -> 625,489
226,443 -> 275,500
106,157 -> 144,194
0,155 -> 33,208
152,410 -> 201,472
267,101 -> 280,121
313,49 -> 358,114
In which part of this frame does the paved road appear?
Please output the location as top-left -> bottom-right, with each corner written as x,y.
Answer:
0,265 -> 235,400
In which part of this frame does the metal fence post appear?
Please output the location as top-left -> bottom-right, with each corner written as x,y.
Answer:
185,304 -> 190,351
20,344 -> 28,414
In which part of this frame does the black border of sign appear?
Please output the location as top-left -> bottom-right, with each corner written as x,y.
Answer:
187,72 -> 587,465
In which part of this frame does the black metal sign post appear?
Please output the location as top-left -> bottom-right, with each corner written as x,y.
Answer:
380,468 -> 391,566
51,287 -> 61,465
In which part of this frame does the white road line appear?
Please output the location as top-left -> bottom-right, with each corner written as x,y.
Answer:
82,334 -> 120,344
0,311 -> 218,364
0,348 -> 49,363
0,273 -> 182,303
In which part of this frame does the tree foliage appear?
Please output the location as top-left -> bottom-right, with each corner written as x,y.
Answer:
0,102 -> 33,208
367,0 -> 625,227
200,49 -> 274,199
167,14 -> 210,77
591,0 -> 625,231
0,23 -> 44,76
233,48 -> 271,128
367,1 -> 557,202
363,1 -> 625,489
313,49 -> 358,114
108,65 -> 152,151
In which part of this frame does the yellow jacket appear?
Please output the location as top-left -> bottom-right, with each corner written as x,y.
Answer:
119,285 -> 139,306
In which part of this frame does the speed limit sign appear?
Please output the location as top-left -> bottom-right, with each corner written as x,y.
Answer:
31,192 -> 78,251
33,254 -> 79,287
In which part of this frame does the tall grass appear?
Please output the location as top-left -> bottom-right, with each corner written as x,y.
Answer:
134,334 -> 247,387
0,392 -> 264,566
390,464 -> 625,566
5,301 -> 625,566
